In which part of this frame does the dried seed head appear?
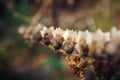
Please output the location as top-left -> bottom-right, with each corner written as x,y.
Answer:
75,39 -> 89,56
33,23 -> 44,34
34,31 -> 42,42
40,27 -> 49,37
76,30 -> 92,45
42,32 -> 53,45
80,39 -> 89,56
18,23 -> 120,80
57,49 -> 67,57
50,36 -> 64,49
50,38 -> 60,49
104,41 -> 117,57
63,40 -> 75,54
21,26 -> 35,44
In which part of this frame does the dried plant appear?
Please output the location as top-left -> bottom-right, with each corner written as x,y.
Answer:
18,23 -> 120,80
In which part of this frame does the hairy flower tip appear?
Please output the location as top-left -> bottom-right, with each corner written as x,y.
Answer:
111,27 -> 117,39
52,27 -> 63,38
75,30 -> 91,44
104,32 -> 110,41
18,26 -> 27,35
62,29 -> 77,42
49,26 -> 54,32
96,28 -> 103,34
105,42 -> 117,56
75,31 -> 89,55
40,27 -> 50,37
90,29 -> 106,45
111,27 -> 120,45
33,23 -> 44,34
84,30 -> 92,45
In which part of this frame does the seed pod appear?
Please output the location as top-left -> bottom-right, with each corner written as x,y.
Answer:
63,40 -> 75,54
57,49 -> 67,57
34,31 -> 42,42
106,43 -> 117,56
22,26 -> 35,44
18,23 -> 120,80
80,39 -> 89,56
50,38 -> 60,49
42,32 -> 53,45
50,36 -> 64,49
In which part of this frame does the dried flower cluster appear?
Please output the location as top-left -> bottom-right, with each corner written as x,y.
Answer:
18,24 -> 120,80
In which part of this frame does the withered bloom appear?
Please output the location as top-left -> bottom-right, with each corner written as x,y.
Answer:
18,23 -> 120,80
50,36 -> 64,49
63,40 -> 75,54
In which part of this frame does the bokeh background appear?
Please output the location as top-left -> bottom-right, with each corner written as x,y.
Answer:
0,0 -> 120,80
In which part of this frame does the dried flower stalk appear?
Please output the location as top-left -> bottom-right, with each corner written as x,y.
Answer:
18,24 -> 120,80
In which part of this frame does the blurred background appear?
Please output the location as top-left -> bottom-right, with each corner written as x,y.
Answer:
0,0 -> 120,80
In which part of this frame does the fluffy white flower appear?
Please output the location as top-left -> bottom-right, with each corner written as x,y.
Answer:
49,26 -> 54,32
75,43 -> 82,54
52,27 -> 64,38
18,26 -> 27,35
91,29 -> 106,44
40,27 -> 49,37
75,31 -> 82,43
84,30 -> 92,45
33,23 -> 44,34
36,23 -> 44,30
75,30 -> 92,45
104,32 -> 110,41
62,29 -> 77,41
